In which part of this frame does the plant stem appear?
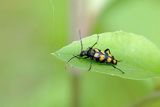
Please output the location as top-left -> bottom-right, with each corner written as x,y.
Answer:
71,71 -> 80,107
69,0 -> 84,107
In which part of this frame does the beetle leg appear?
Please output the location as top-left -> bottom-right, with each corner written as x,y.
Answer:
112,65 -> 124,74
88,61 -> 93,71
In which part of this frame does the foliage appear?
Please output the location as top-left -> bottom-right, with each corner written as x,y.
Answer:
53,31 -> 160,80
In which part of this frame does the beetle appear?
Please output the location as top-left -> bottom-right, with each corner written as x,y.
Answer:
68,31 -> 124,74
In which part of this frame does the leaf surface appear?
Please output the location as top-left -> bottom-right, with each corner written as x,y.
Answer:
53,31 -> 160,79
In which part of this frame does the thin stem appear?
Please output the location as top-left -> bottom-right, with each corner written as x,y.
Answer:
71,71 -> 80,107
69,0 -> 83,107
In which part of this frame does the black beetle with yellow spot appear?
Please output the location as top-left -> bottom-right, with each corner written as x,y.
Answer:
68,31 -> 124,74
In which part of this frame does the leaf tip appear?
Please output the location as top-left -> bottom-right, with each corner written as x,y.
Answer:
51,52 -> 58,57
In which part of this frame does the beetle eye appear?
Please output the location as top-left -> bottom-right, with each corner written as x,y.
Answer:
80,51 -> 85,56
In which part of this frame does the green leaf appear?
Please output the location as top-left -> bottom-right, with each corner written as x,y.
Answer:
95,0 -> 160,48
53,31 -> 160,80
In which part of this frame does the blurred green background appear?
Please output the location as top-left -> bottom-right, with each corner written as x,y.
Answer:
1,0 -> 160,107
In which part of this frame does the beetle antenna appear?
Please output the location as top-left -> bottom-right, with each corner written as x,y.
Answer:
68,55 -> 80,62
79,30 -> 83,51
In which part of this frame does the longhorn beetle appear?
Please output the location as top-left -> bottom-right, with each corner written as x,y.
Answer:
68,31 -> 124,74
